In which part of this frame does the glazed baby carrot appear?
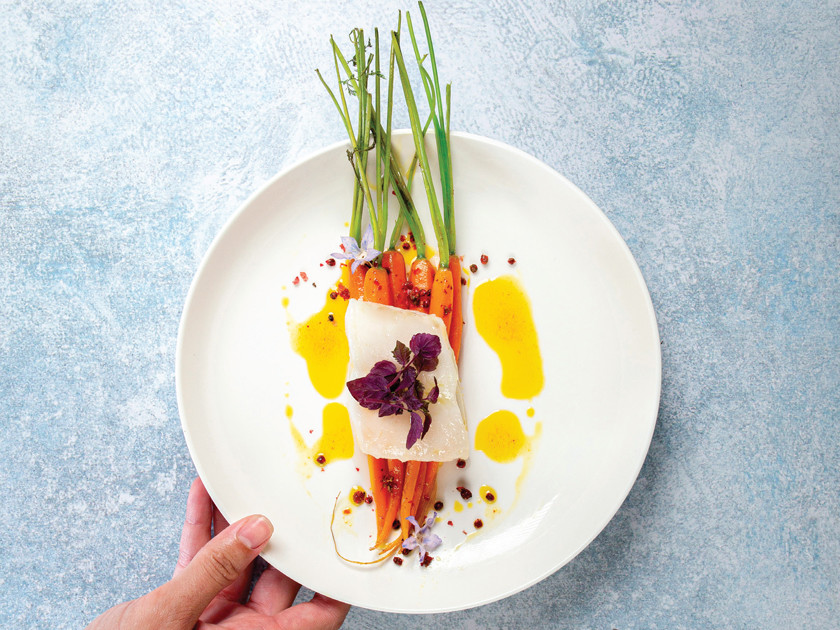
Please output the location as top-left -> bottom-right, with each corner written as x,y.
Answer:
428,266 -> 454,332
367,455 -> 390,534
381,250 -> 409,309
374,459 -> 405,549
447,255 -> 463,361
408,258 -> 435,313
349,265 -> 368,299
399,460 -> 424,540
363,266 -> 392,305
415,461 -> 440,523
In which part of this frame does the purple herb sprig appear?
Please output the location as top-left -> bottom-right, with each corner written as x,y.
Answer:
347,333 -> 442,449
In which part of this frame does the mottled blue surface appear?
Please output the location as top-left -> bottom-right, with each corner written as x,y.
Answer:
2,1 -> 838,628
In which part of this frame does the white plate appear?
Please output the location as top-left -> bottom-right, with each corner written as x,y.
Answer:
176,132 -> 661,613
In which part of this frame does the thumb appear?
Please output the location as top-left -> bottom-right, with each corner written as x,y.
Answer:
159,514 -> 274,626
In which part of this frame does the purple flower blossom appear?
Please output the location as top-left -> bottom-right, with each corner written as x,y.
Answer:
331,225 -> 381,273
401,512 -> 442,562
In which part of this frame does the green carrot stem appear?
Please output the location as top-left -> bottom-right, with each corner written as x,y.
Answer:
387,109 -> 432,251
407,6 -> 455,257
329,31 -> 380,248
388,150 -> 427,258
445,82 -> 455,254
392,30 -> 449,266
374,27 -> 383,245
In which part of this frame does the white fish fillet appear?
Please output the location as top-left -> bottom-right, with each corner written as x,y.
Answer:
344,299 -> 469,462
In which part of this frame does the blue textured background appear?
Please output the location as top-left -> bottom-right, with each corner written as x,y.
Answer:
2,1 -> 838,628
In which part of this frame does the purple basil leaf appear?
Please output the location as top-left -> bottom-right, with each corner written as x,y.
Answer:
378,402 -> 403,417
406,411 -> 424,449
392,340 -> 411,366
369,360 -> 398,380
427,378 -> 439,404
421,410 -> 432,439
410,333 -> 441,361
395,367 -> 418,394
346,374 -> 388,409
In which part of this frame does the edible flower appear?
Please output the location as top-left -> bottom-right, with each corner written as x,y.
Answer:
332,225 -> 381,273
346,333 -> 441,449
401,512 -> 442,562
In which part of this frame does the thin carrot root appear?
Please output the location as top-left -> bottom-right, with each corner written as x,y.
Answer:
330,494 -> 392,565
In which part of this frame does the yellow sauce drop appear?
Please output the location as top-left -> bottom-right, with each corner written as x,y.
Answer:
285,405 -> 293,419
281,296 -> 289,308
286,402 -> 354,468
312,402 -> 354,463
287,289 -> 349,399
479,485 -> 497,503
472,275 -> 544,399
453,500 -> 464,513
526,407 -> 535,418
474,409 -> 527,463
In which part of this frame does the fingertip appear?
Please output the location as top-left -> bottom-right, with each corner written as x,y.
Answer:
236,515 -> 274,550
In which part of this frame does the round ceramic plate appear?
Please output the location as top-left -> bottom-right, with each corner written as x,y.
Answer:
176,132 -> 661,613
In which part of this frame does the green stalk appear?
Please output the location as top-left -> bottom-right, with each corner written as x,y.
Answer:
387,109 -> 433,251
407,6 -> 455,257
327,31 -> 380,247
444,82 -> 455,254
375,28 -> 383,246
378,26 -> 395,254
336,29 -> 428,259
392,30 -> 449,266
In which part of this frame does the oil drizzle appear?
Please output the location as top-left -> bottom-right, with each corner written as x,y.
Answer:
472,275 -> 543,399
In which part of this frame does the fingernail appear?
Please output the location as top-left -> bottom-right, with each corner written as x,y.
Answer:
237,515 -> 273,549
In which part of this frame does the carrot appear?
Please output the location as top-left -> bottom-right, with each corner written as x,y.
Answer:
408,257 -> 435,312
428,266 -> 454,332
415,461 -> 440,523
381,250 -> 410,309
348,265 -> 368,299
367,455 -> 390,535
447,255 -> 463,361
408,461 -> 427,521
363,266 -> 392,305
399,460 -> 424,540
374,459 -> 405,549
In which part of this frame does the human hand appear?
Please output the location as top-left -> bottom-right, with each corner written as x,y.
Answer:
87,478 -> 350,629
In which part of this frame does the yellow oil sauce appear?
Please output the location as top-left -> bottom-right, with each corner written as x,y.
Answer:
287,289 -> 349,399
312,402 -> 354,464
472,275 -> 543,399
475,409 -> 530,463
286,402 -> 354,469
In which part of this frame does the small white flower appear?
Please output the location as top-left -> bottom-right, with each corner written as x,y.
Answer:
331,225 -> 381,273
401,512 -> 442,563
